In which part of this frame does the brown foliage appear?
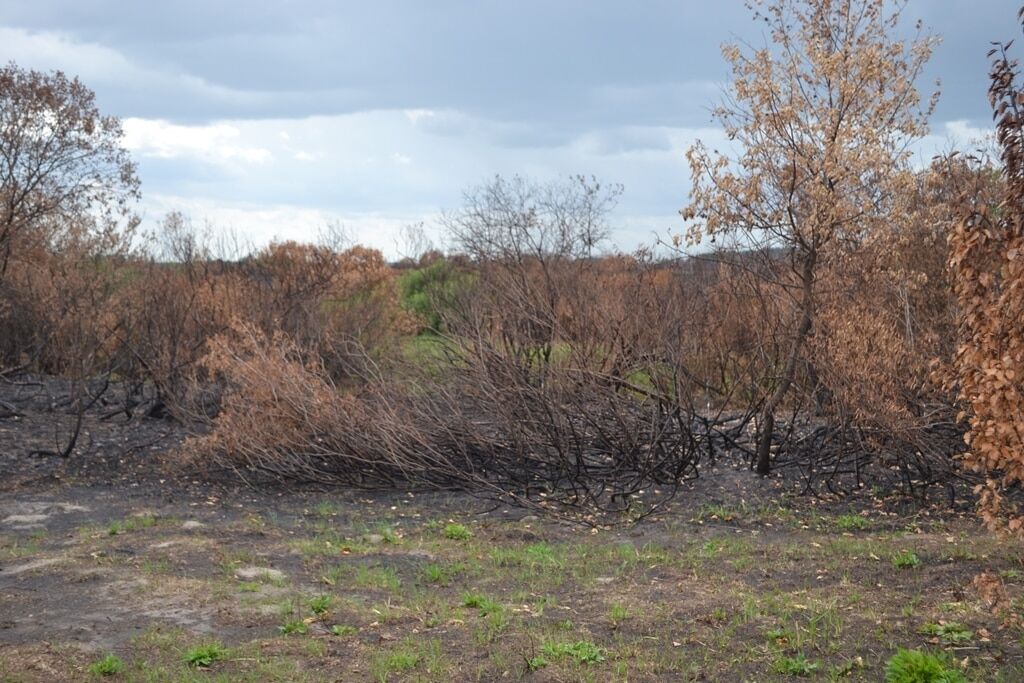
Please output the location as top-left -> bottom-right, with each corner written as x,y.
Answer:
948,12 -> 1024,534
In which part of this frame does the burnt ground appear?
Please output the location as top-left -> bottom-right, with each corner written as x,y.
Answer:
1,377 -> 1023,681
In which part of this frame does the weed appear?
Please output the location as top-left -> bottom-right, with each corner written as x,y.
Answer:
772,653 -> 820,676
309,594 -> 332,615
108,514 -> 156,536
423,562 -> 462,585
461,592 -> 503,617
443,523 -> 471,540
279,619 -> 310,635
88,654 -> 125,676
919,622 -> 973,645
527,655 -> 549,671
369,638 -> 446,682
697,503 -> 741,522
609,603 -> 629,624
541,640 -> 605,664
884,648 -> 966,683
331,624 -> 358,636
891,550 -> 922,569
835,514 -> 869,531
184,642 -> 227,668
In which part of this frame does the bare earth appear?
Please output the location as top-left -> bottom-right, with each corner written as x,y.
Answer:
1,381 -> 1022,681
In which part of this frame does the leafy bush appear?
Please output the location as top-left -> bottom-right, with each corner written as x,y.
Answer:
398,257 -> 472,333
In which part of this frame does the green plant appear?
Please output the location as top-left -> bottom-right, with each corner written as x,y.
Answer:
835,514 -> 869,531
527,655 -> 549,671
369,639 -> 439,683
541,640 -> 605,664
398,258 -> 472,333
891,550 -> 922,569
884,649 -> 966,683
309,594 -> 332,615
107,514 -> 157,536
184,642 -> 227,668
609,603 -> 628,624
279,619 -> 309,635
331,624 -> 358,636
461,592 -> 502,617
88,654 -> 125,676
443,523 -> 471,541
424,562 -> 464,585
918,622 -> 973,645
772,653 -> 819,676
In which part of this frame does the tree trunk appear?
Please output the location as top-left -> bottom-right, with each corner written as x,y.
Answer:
756,249 -> 816,475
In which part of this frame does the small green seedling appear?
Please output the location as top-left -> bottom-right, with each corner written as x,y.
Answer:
772,653 -> 819,676
88,654 -> 125,676
184,643 -> 227,668
309,595 -> 332,615
835,514 -> 869,531
279,619 -> 310,635
541,641 -> 605,664
891,550 -> 921,569
919,622 -> 973,645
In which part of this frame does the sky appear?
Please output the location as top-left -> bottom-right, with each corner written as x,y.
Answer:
0,1 -> 1015,256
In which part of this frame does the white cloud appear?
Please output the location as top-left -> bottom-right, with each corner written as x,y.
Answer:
140,193 -> 440,257
123,118 -> 273,165
943,119 -> 994,147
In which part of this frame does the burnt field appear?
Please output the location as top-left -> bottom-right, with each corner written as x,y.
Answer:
1,378 -> 1023,682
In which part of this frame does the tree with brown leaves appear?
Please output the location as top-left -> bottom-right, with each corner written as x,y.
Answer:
681,0 -> 937,474
949,6 -> 1024,534
0,62 -> 139,284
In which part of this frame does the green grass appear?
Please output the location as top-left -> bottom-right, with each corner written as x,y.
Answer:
884,648 -> 966,683
107,514 -> 157,536
88,654 -> 125,676
609,603 -> 629,624
369,638 -> 447,683
461,592 -> 503,617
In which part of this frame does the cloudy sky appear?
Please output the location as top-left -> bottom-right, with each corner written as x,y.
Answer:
0,1 -> 1015,255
